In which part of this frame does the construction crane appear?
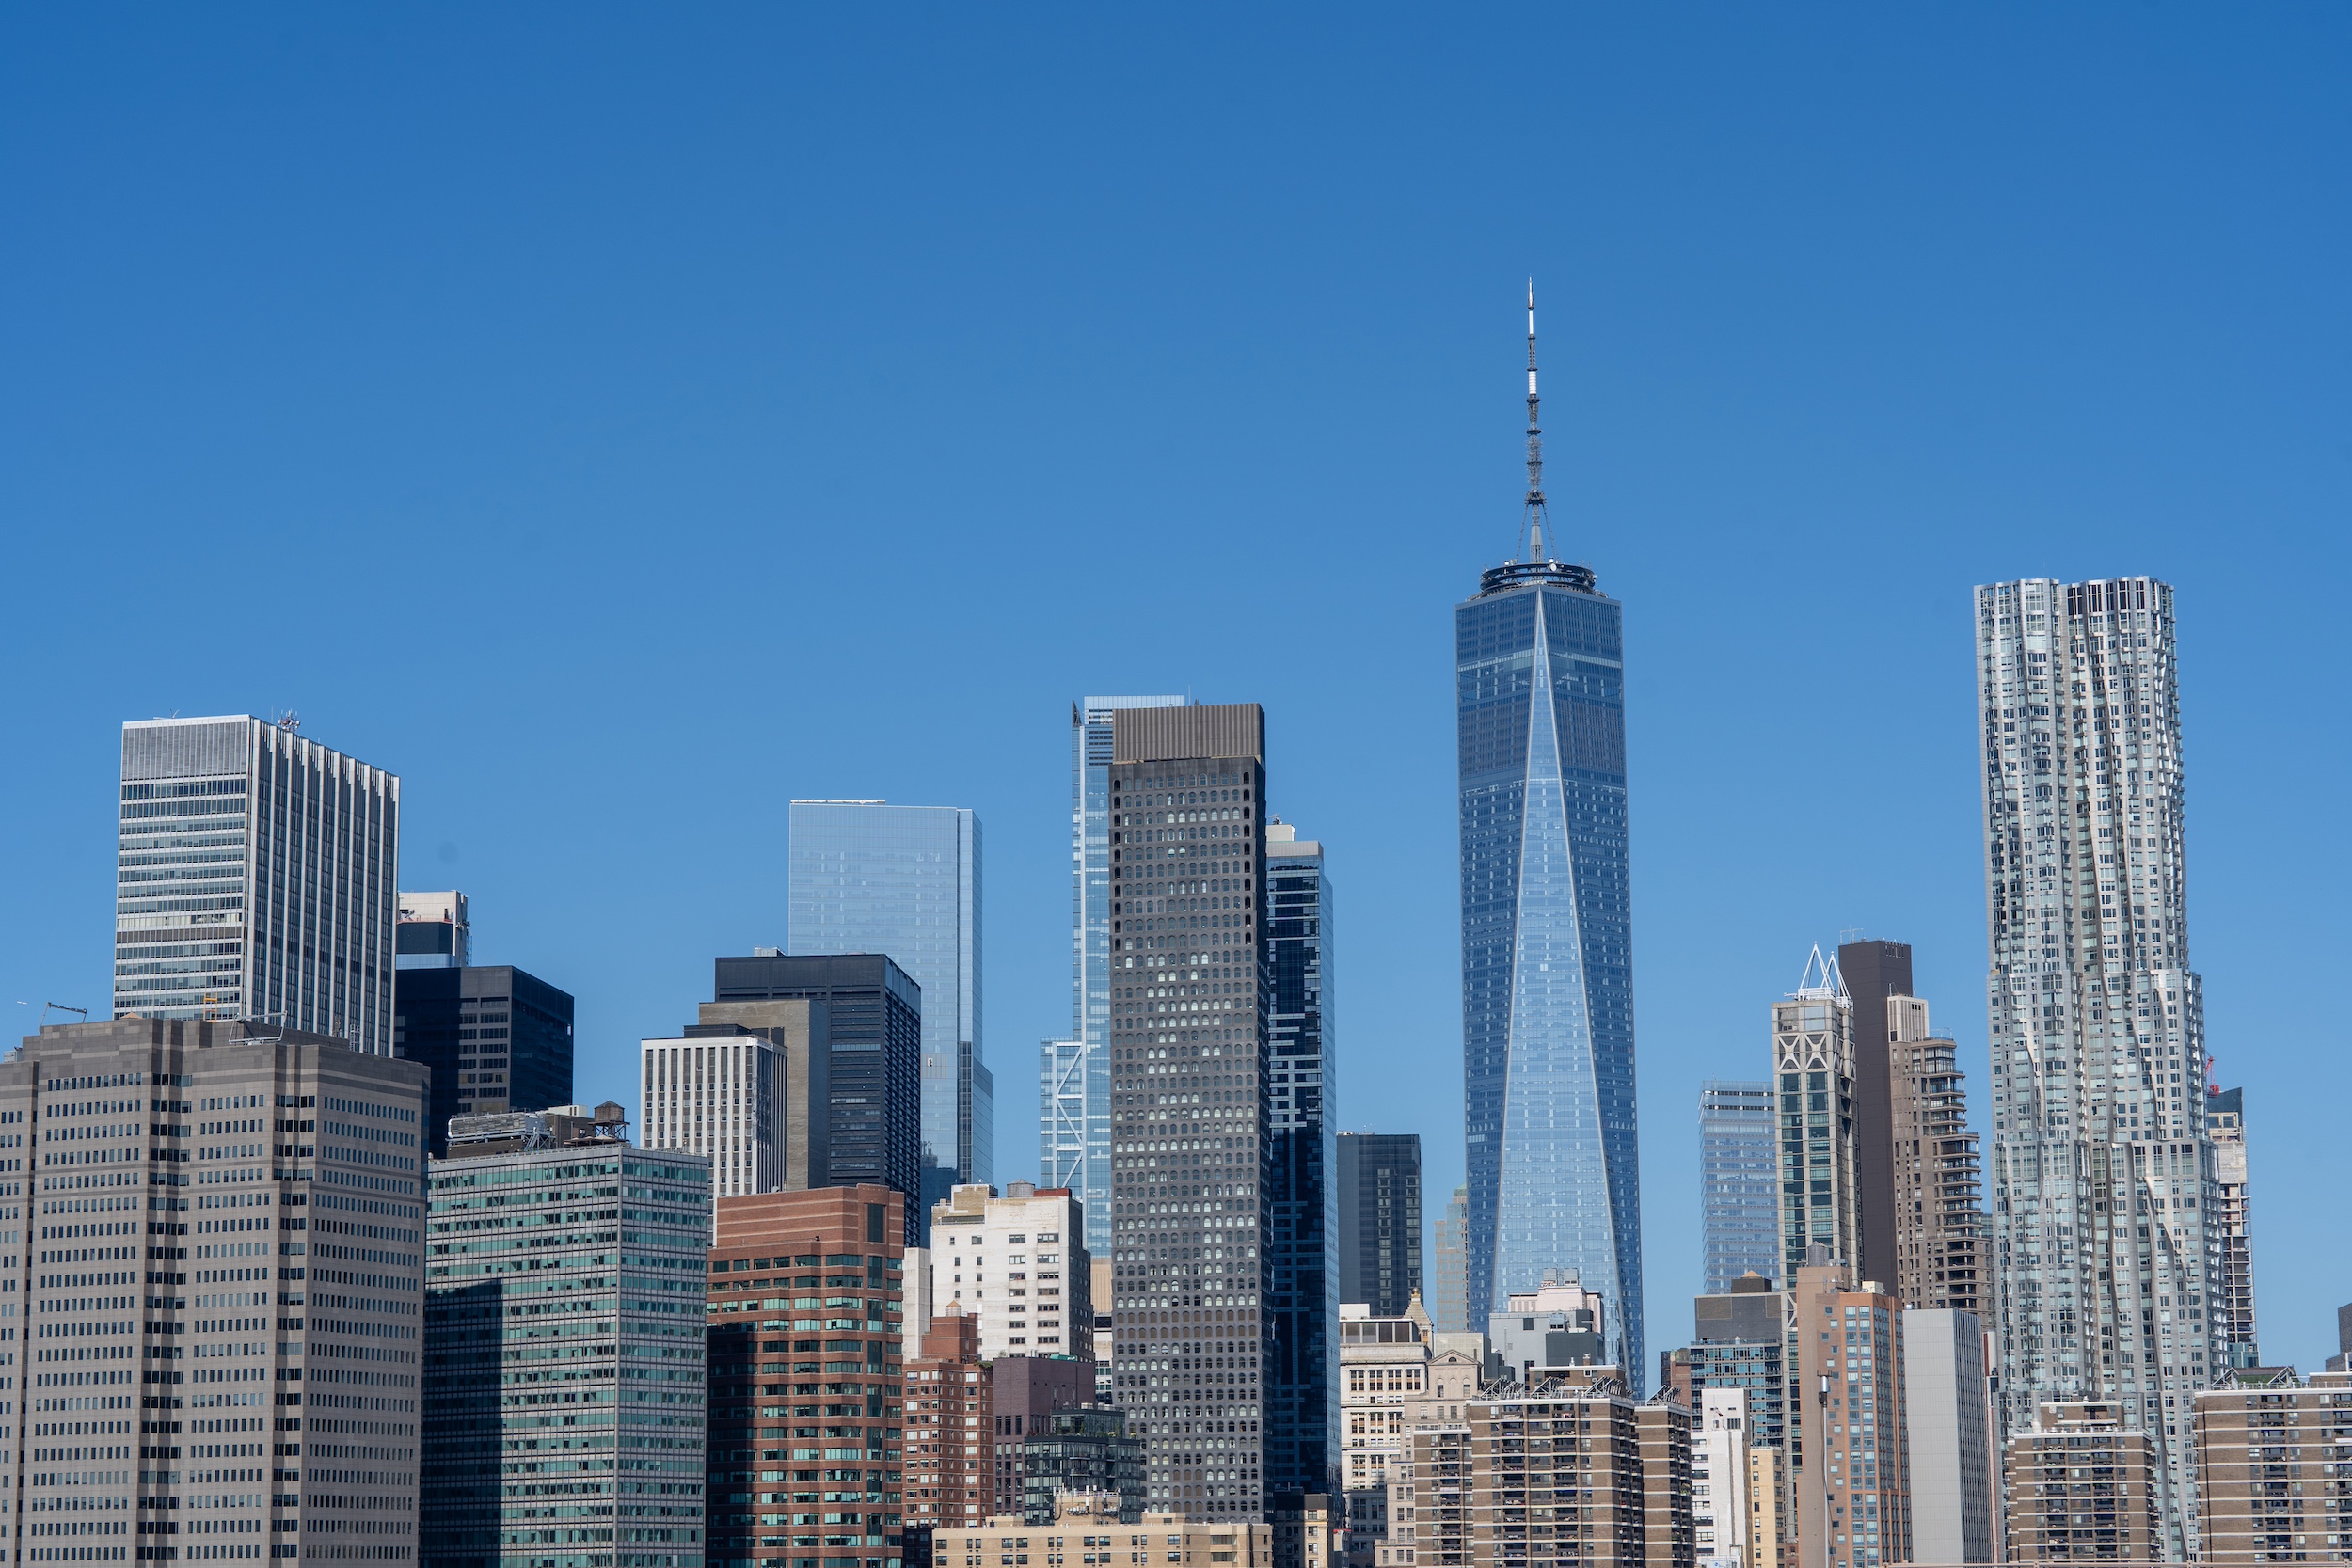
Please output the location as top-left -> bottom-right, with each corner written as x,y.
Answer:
37,1003 -> 87,1027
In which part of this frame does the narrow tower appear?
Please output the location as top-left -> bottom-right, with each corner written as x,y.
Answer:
1456,286 -> 1645,1385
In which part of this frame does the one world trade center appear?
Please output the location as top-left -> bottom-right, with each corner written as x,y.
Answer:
1456,286 -> 1643,1386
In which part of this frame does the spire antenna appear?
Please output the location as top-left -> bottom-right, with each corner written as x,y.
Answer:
1523,278 -> 1548,562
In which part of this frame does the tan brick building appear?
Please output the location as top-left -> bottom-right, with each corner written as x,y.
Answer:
2001,1400 -> 2163,1560
934,1495 -> 1271,1568
1885,997 -> 1987,1316
2193,1366 -> 2352,1565
1390,1368 -> 1692,1568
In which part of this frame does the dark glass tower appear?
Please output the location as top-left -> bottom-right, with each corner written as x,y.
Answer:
713,951 -> 924,1237
1335,1132 -> 1422,1316
393,963 -> 575,1156
1265,818 -> 1336,1497
1456,287 -> 1643,1386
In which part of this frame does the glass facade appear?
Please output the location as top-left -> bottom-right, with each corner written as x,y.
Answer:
1050,695 -> 1189,1259
394,963 -> 576,1155
1265,823 -> 1336,1500
787,802 -> 991,1216
1431,1184 -> 1470,1334
1335,1132 -> 1422,1318
115,715 -> 399,1053
1454,567 -> 1642,1386
1698,1080 -> 1779,1292
423,1141 -> 711,1568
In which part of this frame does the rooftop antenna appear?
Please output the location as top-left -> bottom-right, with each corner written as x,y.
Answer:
1522,278 -> 1548,563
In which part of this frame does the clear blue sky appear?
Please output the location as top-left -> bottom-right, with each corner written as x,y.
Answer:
5,8 -> 2346,1373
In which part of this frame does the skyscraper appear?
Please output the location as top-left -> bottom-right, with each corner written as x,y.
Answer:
394,962 -> 576,1155
714,952 -> 924,1230
1698,1081 -> 1779,1293
1977,575 -> 2216,1556
1056,695 -> 1193,1259
1266,817 -> 1337,1491
1456,290 -> 1642,1383
1886,994 -> 1987,1317
1105,702 -> 1275,1518
114,714 -> 399,1052
2204,1085 -> 2257,1370
1431,1185 -> 1470,1335
789,800 -> 993,1215
394,889 -> 469,968
1336,1132 -> 1423,1317
1837,938 -> 1913,1289
1773,945 -> 1859,1286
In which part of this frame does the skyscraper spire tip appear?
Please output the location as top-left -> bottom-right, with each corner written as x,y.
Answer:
1522,280 -> 1547,562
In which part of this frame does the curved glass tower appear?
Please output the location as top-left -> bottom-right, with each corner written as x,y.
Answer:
1456,288 -> 1643,1385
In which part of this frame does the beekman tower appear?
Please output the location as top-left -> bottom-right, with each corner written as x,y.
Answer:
1457,287 -> 1643,1386
1978,578 -> 2221,1557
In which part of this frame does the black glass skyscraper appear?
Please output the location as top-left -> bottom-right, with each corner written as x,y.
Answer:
1456,288 -> 1643,1385
1336,1132 -> 1422,1317
1265,818 -> 1336,1499
394,963 -> 574,1156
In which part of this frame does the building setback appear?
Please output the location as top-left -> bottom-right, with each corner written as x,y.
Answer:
788,800 -> 993,1216
1106,702 -> 1273,1519
2001,1400 -> 2163,1561
1054,696 -> 1194,1259
423,1124 -> 708,1568
703,1185 -> 909,1568
393,962 -> 574,1156
1977,576 -> 2217,1555
1336,1133 -> 1422,1321
1885,995 -> 1988,1317
114,715 -> 399,1053
714,955 -> 924,1237
1698,1082 -> 1778,1294
8,1018 -> 428,1567
1455,295 -> 1642,1375
2192,1365 -> 2352,1566
1265,819 -> 1337,1497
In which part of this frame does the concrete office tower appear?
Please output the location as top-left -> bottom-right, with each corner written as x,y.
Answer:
1266,817 -> 1339,1495
715,954 -> 923,1231
2001,1401 -> 2163,1560
1978,576 -> 2217,1554
1774,947 -> 1860,1284
640,1013 -> 791,1200
703,1185 -> 909,1568
930,1180 -> 1093,1362
1336,1134 -> 1422,1319
1430,1186 -> 1470,1335
789,800 -> 993,1218
2204,1086 -> 2259,1370
1693,1387 -> 1752,1568
1456,303 -> 1643,1378
393,890 -> 468,968
394,963 -> 575,1156
1399,1365 -> 1692,1568
1836,939 -> 1913,1290
8,1017 -> 428,1558
1337,1297 -> 1434,1562
1902,1308 -> 1996,1563
1700,1082 -> 1780,1292
2192,1365 -> 2352,1565
114,715 -> 399,1053
1105,702 -> 1274,1519
424,1118 -> 708,1568
1663,1273 -> 1788,1449
1058,695 -> 1194,1259
1886,995 -> 1988,1316
905,1302 -> 993,1537
1788,1254 -> 1911,1568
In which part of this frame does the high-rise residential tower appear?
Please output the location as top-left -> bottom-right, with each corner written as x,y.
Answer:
1336,1132 -> 1422,1318
114,715 -> 399,1052
1699,1081 -> 1779,1293
1055,695 -> 1193,1259
713,953 -> 924,1228
789,800 -> 993,1216
1266,817 -> 1338,1492
1456,292 -> 1641,1381
1105,702 -> 1276,1518
1773,946 -> 1859,1285
1885,994 -> 1987,1317
1977,576 -> 2217,1555
2204,1085 -> 2257,1369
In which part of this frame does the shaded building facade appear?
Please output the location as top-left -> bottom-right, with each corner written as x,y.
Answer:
394,962 -> 575,1157
1266,819 -> 1337,1497
1336,1132 -> 1421,1319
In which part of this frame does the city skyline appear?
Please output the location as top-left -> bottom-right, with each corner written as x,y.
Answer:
7,8 -> 2348,1382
